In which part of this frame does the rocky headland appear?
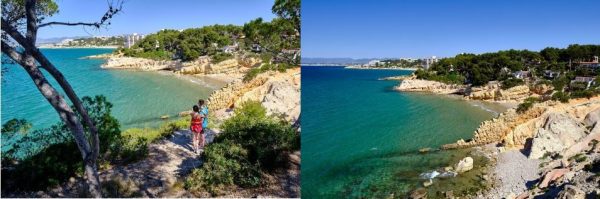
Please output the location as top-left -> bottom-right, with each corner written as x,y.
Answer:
394,78 -> 534,103
94,53 -> 261,76
395,77 -> 600,198
206,68 -> 301,123
394,79 -> 467,94
439,97 -> 600,198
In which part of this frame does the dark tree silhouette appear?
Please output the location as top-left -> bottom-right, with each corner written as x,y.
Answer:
1,0 -> 122,197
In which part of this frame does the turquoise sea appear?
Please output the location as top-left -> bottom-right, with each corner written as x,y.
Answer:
1,48 -> 222,130
301,66 -> 501,198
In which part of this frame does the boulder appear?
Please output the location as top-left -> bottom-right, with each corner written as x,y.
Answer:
538,168 -> 569,188
583,108 -> 600,127
409,188 -> 427,199
529,113 -> 587,159
419,148 -> 432,153
557,185 -> 585,199
455,157 -> 474,173
423,179 -> 433,187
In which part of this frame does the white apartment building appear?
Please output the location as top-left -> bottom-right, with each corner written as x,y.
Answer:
123,33 -> 144,48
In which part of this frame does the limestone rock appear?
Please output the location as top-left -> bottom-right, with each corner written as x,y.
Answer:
455,157 -> 474,173
531,84 -> 553,95
102,57 -> 181,71
538,168 -> 569,188
529,113 -> 587,159
395,79 -> 465,94
423,179 -> 433,187
207,68 -> 300,122
583,108 -> 600,127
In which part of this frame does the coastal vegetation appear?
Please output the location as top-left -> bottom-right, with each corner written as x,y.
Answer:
184,101 -> 299,196
116,0 -> 300,81
415,45 -> 600,103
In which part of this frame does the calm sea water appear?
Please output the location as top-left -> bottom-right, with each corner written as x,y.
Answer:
1,48 -> 222,129
301,66 -> 499,198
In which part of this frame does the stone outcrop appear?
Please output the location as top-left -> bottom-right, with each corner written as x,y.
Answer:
530,84 -> 553,95
443,97 -> 600,150
528,113 -> 587,159
394,79 -> 465,94
207,68 -> 300,122
101,54 -> 261,75
442,106 -> 546,149
466,83 -> 531,102
176,56 -> 261,75
102,57 -> 181,71
583,108 -> 600,127
455,157 -> 474,173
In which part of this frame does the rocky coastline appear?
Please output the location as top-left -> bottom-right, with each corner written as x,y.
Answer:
92,52 -> 299,124
395,78 -> 600,198
207,68 -> 301,123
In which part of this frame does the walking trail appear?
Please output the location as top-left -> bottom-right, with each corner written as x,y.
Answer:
98,129 -> 217,197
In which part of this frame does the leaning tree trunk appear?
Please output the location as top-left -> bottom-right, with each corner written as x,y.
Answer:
20,54 -> 102,197
1,43 -> 102,197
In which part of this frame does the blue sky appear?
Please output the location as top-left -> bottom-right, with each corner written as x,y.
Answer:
38,0 -> 276,38
302,0 -> 600,58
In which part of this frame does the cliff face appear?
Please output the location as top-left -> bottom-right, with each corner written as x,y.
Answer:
443,97 -> 600,155
176,56 -> 261,75
101,55 -> 261,75
466,83 -> 531,102
102,57 -> 181,71
207,68 -> 300,122
394,79 -> 466,94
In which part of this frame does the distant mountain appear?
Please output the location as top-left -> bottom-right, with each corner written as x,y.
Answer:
301,57 -> 377,65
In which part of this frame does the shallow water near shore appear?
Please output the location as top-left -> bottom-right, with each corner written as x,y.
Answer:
301,66 -> 497,198
1,48 -> 219,129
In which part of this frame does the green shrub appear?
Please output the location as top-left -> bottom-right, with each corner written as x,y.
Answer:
516,97 -> 539,113
517,102 -> 534,113
185,101 -> 299,196
113,118 -> 188,163
502,78 -> 525,89
552,76 -> 569,91
1,119 -> 32,135
184,141 -> 260,195
211,52 -> 233,64
1,142 -> 83,191
552,91 -> 570,103
568,153 -> 587,163
414,69 -> 465,84
570,89 -> 597,99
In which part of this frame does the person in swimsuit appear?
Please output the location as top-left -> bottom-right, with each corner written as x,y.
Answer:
190,105 -> 204,154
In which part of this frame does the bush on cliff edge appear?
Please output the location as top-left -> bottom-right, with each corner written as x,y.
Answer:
185,101 -> 299,196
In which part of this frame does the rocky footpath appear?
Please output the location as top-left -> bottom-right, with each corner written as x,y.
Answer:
207,68 -> 300,122
394,79 -> 466,94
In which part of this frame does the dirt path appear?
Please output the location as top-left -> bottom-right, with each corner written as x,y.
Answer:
11,128 -> 300,198
99,129 -> 216,197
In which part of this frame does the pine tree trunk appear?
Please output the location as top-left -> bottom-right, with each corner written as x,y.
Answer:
20,54 -> 102,197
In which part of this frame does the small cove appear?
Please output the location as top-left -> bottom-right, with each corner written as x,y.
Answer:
301,66 -> 500,197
